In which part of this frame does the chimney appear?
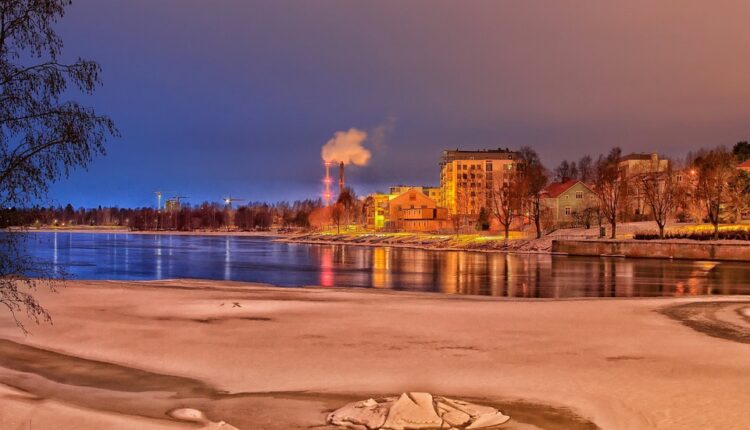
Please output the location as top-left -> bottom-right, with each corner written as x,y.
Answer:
339,161 -> 345,195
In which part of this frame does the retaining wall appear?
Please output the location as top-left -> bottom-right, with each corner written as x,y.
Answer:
551,239 -> 750,261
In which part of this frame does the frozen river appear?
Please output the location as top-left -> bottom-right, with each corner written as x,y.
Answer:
19,232 -> 750,298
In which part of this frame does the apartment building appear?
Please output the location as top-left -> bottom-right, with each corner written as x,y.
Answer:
439,148 -> 518,217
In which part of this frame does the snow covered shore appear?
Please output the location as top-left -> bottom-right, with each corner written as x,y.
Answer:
0,280 -> 748,429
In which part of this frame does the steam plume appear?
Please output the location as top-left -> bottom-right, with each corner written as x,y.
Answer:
321,128 -> 371,166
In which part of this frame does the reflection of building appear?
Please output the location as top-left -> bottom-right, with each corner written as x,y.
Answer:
439,148 -> 519,217
541,179 -> 597,227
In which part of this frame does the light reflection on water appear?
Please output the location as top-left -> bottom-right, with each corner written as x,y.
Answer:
18,232 -> 750,298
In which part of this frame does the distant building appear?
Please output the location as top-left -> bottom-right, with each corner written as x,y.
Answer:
541,179 -> 597,227
389,189 -> 449,232
618,153 -> 670,218
364,193 -> 391,230
439,148 -> 519,218
618,153 -> 669,176
388,185 -> 440,202
165,198 -> 181,213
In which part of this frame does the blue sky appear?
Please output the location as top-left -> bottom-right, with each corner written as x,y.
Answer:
47,0 -> 750,207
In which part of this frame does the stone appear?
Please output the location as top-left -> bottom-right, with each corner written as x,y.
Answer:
327,392 -> 511,429
465,412 -> 511,429
326,397 -> 390,429
382,393 -> 444,430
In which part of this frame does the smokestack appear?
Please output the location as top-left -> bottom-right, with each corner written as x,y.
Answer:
339,161 -> 345,195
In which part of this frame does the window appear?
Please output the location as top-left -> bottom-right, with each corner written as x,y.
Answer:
565,207 -> 572,216
486,162 -> 493,171
575,191 -> 583,199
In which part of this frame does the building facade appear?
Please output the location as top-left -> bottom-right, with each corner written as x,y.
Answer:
439,148 -> 519,218
541,179 -> 597,227
618,153 -> 670,218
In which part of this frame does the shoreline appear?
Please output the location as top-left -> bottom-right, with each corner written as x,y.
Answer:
8,227 -> 288,238
0,279 -> 748,429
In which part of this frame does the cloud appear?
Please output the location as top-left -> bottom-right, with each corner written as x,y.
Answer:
321,128 -> 371,166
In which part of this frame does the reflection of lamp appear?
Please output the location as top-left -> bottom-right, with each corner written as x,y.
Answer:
320,247 -> 334,287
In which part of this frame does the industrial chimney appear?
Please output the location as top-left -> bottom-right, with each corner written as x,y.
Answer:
339,161 -> 345,195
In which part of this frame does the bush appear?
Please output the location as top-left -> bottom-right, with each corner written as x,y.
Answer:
634,226 -> 750,241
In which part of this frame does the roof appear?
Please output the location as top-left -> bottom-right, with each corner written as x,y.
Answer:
442,148 -> 518,163
543,179 -> 590,198
619,153 -> 658,162
739,159 -> 750,169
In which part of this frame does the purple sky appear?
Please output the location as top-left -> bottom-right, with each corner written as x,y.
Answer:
49,0 -> 750,207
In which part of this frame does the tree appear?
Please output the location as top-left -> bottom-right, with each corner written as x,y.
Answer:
517,147 -> 549,239
594,147 -> 624,239
489,169 -> 521,239
577,155 -> 593,183
634,166 -> 681,239
336,187 -> 357,231
692,148 -> 737,239
554,160 -> 578,181
330,203 -> 344,234
0,1 -> 117,331
732,141 -> 750,163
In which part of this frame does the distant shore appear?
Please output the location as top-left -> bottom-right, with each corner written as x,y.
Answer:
8,226 -> 288,238
0,279 -> 748,429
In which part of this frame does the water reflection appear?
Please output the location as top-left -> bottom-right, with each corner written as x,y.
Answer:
17,233 -> 750,298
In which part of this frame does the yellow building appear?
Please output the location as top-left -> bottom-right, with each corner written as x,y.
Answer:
388,185 -> 440,202
389,189 -> 449,232
439,148 -> 519,217
364,193 -> 390,230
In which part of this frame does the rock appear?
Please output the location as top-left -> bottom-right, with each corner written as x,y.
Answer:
465,412 -> 510,429
327,397 -> 390,429
381,393 -> 444,430
434,400 -> 471,428
327,393 -> 510,430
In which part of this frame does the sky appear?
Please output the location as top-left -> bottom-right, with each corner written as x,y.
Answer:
47,0 -> 750,207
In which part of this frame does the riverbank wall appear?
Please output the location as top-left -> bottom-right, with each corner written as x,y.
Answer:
552,239 -> 750,261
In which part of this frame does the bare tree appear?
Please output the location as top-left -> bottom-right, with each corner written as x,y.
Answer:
594,147 -> 624,239
330,203 -> 344,234
517,147 -> 549,239
489,170 -> 521,239
692,148 -> 737,239
634,166 -> 681,239
577,155 -> 593,182
0,1 -> 118,331
554,160 -> 578,181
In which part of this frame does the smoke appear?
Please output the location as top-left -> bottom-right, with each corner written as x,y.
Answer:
321,128 -> 371,166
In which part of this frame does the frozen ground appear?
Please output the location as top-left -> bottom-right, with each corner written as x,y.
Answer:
0,280 -> 748,429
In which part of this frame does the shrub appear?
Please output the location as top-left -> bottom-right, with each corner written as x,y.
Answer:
634,226 -> 750,241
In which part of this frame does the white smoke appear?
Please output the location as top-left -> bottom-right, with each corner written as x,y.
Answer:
321,128 -> 371,166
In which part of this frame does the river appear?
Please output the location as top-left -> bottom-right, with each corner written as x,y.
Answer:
18,232 -> 750,298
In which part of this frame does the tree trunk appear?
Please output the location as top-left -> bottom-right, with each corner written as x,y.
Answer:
535,216 -> 541,239
504,224 -> 510,240
658,223 -> 665,240
713,221 -> 719,240
610,219 -> 617,239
